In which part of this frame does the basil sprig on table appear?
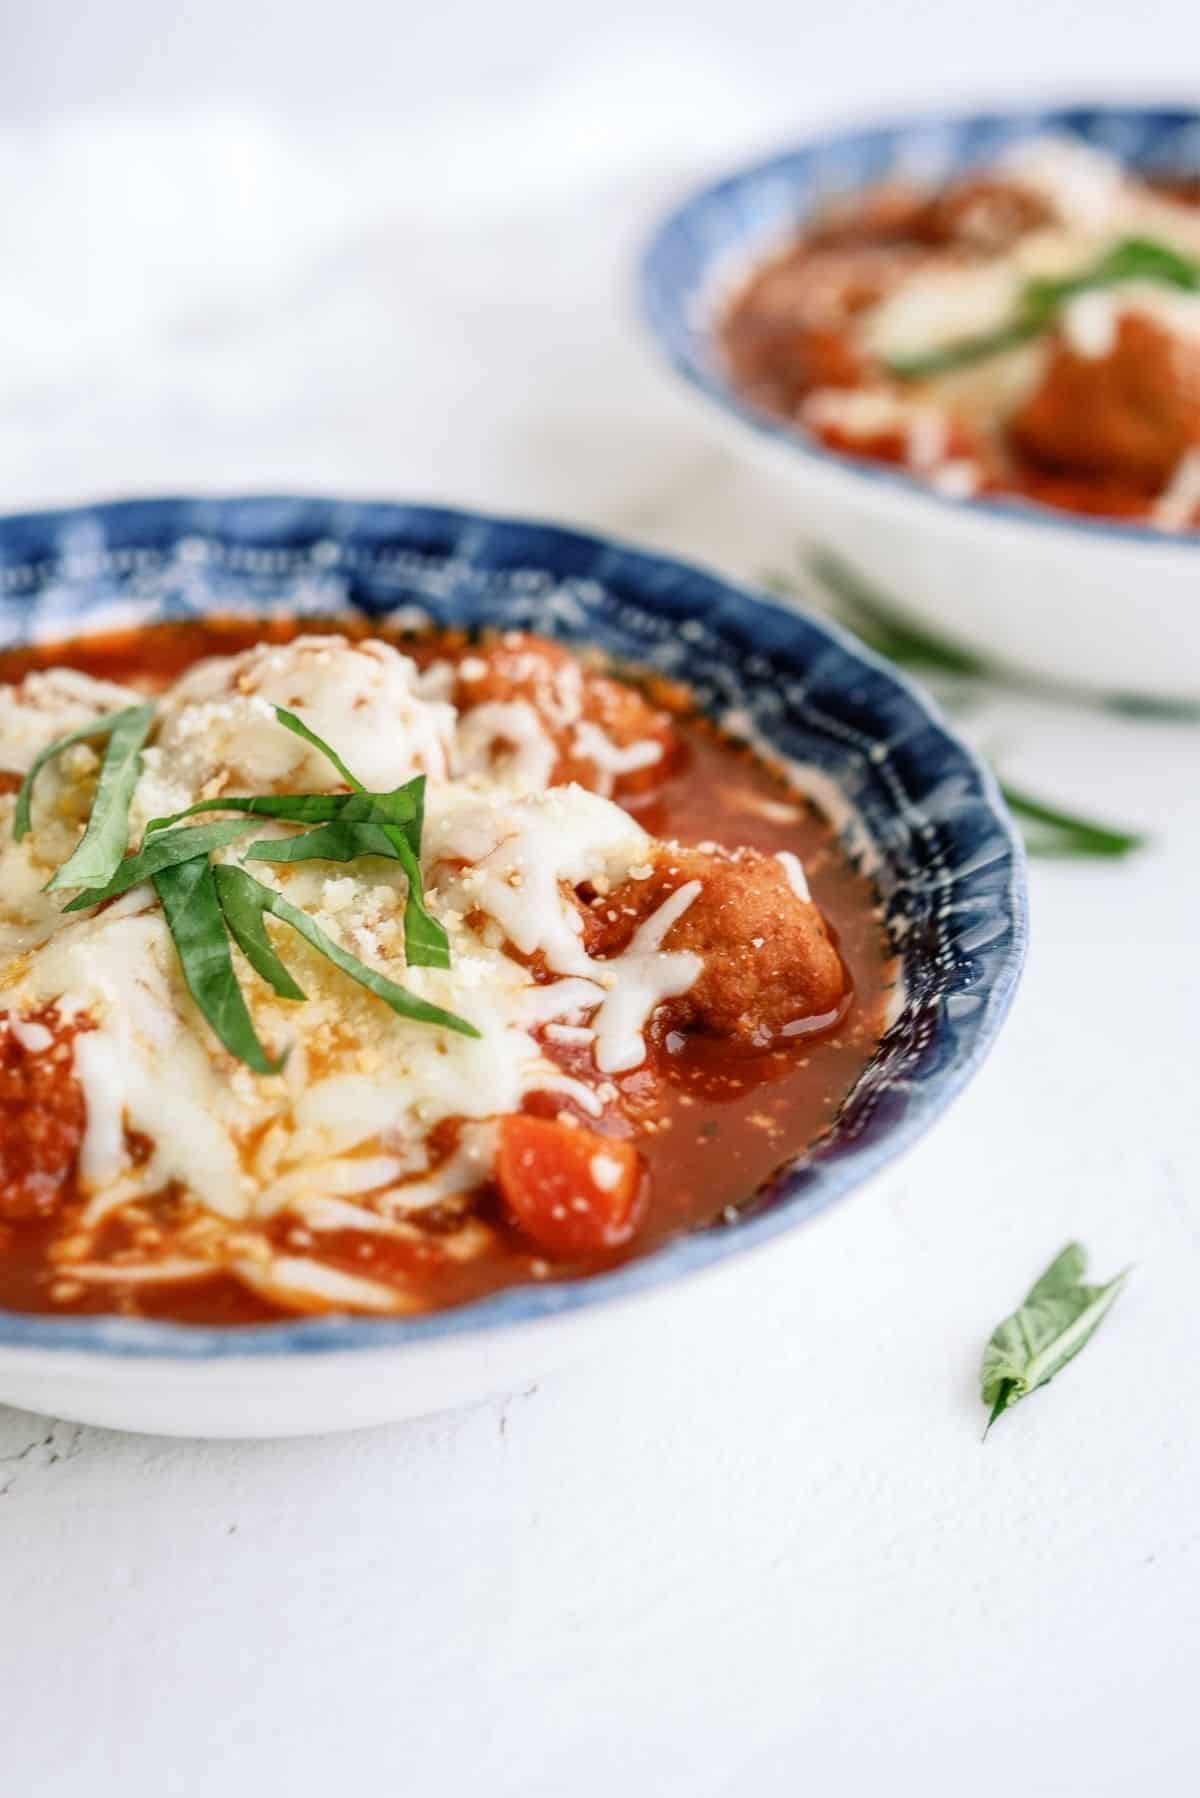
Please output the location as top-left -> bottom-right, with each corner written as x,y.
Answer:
13,700 -> 477,1069
887,235 -> 1200,380
981,1243 -> 1129,1436
778,556 -> 1153,857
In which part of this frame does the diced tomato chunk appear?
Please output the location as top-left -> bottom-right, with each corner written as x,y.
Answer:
495,1116 -> 645,1259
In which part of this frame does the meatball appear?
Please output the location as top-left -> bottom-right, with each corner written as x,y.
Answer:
1010,312 -> 1200,491
910,176 -> 1056,254
0,1009 -> 89,1223
453,633 -> 680,797
808,182 -> 936,248
809,175 -> 1052,255
583,844 -> 846,1046
727,319 -> 868,414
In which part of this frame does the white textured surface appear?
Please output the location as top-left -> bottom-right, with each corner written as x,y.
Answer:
1,14 -> 1198,1793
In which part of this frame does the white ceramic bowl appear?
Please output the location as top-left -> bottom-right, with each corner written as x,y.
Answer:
639,103 -> 1200,704
0,497 -> 1025,1437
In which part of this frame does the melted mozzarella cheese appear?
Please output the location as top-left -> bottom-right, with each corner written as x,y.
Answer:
152,635 -> 455,801
0,667 -> 141,773
0,635 -> 824,1309
427,782 -> 651,976
590,881 -> 703,1074
453,700 -> 558,791
570,720 -> 663,797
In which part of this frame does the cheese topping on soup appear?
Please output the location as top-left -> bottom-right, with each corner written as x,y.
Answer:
0,625 -> 886,1322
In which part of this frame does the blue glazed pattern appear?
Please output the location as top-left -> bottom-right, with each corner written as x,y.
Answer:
639,103 -> 1200,548
0,497 -> 1025,1358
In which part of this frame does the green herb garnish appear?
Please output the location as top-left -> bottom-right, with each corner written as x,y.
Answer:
144,792 -> 386,833
999,784 -> 1146,860
60,818 -> 253,912
214,863 -> 307,1001
213,866 -> 477,1037
14,702 -> 154,857
42,703 -> 156,893
268,707 -> 450,969
797,553 -> 1152,858
888,235 -> 1200,379
15,695 -> 474,1069
154,856 -> 285,1076
981,1242 -> 1129,1436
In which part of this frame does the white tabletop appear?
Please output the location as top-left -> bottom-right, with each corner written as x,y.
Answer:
1,20 -> 1197,1793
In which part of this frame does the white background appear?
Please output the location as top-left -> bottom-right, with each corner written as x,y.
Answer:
1,5 -> 1197,1792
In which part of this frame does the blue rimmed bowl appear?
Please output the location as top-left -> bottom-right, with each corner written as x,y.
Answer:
640,103 -> 1200,703
0,497 -> 1025,1436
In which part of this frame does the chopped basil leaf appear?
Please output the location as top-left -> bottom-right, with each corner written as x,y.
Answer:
154,857 -> 285,1075
888,235 -> 1200,379
246,802 -> 450,970
61,818 -> 253,912
144,787 -> 421,835
211,865 -> 306,1001
803,554 -> 1150,858
43,704 -> 156,893
386,828 -> 450,969
244,820 -> 398,864
1000,784 -> 1146,860
145,794 -> 351,833
887,316 -> 1042,379
273,704 -> 362,792
266,707 -> 447,966
213,866 -> 477,1039
981,1243 -> 1129,1436
14,703 -> 153,843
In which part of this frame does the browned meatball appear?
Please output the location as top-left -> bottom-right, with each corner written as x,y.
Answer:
583,844 -> 846,1047
910,176 -> 1055,253
1010,313 -> 1200,491
454,633 -> 681,796
808,182 -> 937,248
809,175 -> 1053,255
1146,174 -> 1200,210
726,318 -> 868,413
723,244 -> 920,413
0,1009 -> 89,1223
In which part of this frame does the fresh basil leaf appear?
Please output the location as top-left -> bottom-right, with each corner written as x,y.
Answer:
246,803 -> 450,969
216,867 -> 477,1039
145,794 -> 350,834
387,828 -> 450,969
61,818 -> 252,912
981,1242 -> 1129,1435
244,820 -> 398,865
211,864 -> 306,1001
145,785 -> 421,836
888,235 -> 1200,378
999,784 -> 1146,859
803,555 -> 1151,857
269,708 -> 424,847
887,316 -> 1042,380
809,551 -> 990,675
265,708 -> 443,964
43,704 -> 156,893
154,857 -> 284,1075
13,704 -> 152,844
273,705 -> 363,792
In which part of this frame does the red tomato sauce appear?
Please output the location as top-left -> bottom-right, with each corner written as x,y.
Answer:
0,618 -> 894,1324
720,171 -> 1200,529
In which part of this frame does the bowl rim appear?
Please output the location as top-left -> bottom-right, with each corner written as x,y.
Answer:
0,494 -> 1028,1361
637,98 -> 1200,553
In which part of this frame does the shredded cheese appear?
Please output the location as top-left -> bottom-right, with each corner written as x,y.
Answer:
0,633 -> 820,1315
